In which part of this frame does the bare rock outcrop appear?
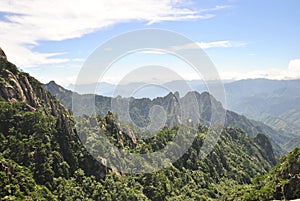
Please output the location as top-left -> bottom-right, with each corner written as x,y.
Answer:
0,47 -> 7,60
0,58 -> 107,179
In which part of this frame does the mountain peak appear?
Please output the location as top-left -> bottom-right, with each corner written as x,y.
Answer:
48,80 -> 57,85
0,47 -> 7,60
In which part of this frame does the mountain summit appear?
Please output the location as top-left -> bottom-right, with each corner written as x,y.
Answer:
45,81 -> 288,157
0,47 -> 7,60
0,57 -> 107,198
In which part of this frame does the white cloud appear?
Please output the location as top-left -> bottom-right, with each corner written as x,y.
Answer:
0,0 -> 229,68
198,41 -> 247,49
137,50 -> 168,55
170,40 -> 246,51
198,41 -> 233,49
220,59 -> 300,80
133,40 -> 242,55
288,59 -> 300,72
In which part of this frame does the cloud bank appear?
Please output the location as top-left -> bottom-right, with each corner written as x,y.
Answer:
170,40 -> 247,51
220,59 -> 300,80
0,0 -> 225,67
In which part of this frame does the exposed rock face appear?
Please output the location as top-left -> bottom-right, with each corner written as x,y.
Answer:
44,80 -> 286,159
254,133 -> 277,166
105,112 -> 137,147
0,58 -> 71,129
0,48 -> 7,60
0,58 -> 107,179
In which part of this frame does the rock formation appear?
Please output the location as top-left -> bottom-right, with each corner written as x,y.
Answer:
0,47 -> 7,60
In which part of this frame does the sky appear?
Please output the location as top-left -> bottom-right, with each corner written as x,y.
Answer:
0,0 -> 300,87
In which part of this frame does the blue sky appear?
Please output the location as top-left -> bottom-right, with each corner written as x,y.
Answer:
0,0 -> 300,86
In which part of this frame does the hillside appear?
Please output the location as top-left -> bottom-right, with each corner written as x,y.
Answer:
67,78 -> 300,151
0,57 -> 281,200
45,81 -> 288,156
225,79 -> 300,151
0,58 -> 107,199
224,147 -> 300,200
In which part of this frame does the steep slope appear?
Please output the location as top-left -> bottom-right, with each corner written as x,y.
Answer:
0,154 -> 57,200
63,78 -> 300,144
224,148 -> 300,201
225,79 -> 300,144
0,58 -> 106,196
74,112 -> 278,200
45,81 -> 287,156
64,78 -> 300,137
284,136 -> 300,152
0,47 -> 7,60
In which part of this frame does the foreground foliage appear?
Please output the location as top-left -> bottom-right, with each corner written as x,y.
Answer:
224,147 -> 300,201
0,101 -> 278,200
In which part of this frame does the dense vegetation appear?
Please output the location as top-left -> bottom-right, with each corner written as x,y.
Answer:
48,78 -> 300,152
1,100 -> 299,200
45,81 -> 287,157
224,148 -> 300,200
0,100 -> 276,200
1,58 -> 299,200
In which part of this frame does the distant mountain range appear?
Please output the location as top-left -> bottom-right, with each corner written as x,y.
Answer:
45,80 -> 294,156
225,79 -> 300,151
66,80 -> 229,99
65,78 -> 300,152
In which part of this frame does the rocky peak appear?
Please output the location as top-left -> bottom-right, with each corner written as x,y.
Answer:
0,59 -> 107,179
0,47 -> 7,60
44,80 -> 73,97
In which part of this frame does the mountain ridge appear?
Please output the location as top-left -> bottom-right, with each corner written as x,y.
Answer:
0,58 -> 107,182
224,147 -> 300,200
45,80 -> 289,156
0,56 -> 284,200
62,78 -> 300,149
